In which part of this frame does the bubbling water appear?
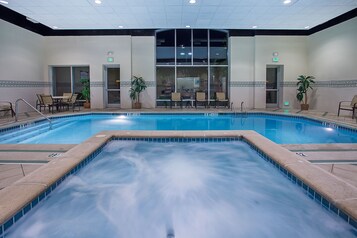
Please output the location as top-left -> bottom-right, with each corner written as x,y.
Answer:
6,141 -> 356,238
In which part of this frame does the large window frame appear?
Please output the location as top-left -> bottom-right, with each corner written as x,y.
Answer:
156,29 -> 228,106
50,65 -> 90,99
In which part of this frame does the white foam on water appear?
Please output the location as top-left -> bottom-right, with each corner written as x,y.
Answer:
6,141 -> 357,238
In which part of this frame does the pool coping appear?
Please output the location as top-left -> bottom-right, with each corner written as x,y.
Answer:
0,130 -> 356,236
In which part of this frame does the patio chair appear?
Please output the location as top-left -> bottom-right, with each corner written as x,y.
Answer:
0,101 -> 15,117
170,92 -> 182,109
195,92 -> 207,108
63,93 -> 73,102
36,94 -> 45,112
215,92 -> 229,108
62,92 -> 73,110
41,95 -> 58,113
63,94 -> 80,112
338,95 -> 357,119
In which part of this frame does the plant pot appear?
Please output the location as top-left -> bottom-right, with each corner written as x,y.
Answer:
133,102 -> 141,109
300,104 -> 309,110
83,102 -> 91,109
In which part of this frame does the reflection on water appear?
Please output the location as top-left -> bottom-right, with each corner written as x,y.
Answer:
7,141 -> 356,238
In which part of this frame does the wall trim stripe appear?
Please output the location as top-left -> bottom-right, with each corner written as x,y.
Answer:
230,81 -> 266,87
90,82 -> 104,87
0,80 -> 51,88
282,80 -> 357,88
120,81 -> 156,87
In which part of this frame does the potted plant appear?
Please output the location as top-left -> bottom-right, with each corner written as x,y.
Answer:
80,78 -> 90,108
129,76 -> 147,109
296,75 -> 315,110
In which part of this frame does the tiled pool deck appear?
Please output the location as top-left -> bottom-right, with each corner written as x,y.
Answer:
0,107 -> 356,234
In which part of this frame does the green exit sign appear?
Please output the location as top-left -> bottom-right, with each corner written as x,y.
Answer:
107,57 -> 114,62
272,57 -> 279,62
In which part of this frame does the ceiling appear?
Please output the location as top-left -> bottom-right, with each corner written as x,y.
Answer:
1,0 -> 357,30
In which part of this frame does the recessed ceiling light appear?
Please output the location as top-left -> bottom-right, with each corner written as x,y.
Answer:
186,25 -> 191,28
118,25 -> 124,28
252,26 -> 258,29
189,0 -> 196,4
283,0 -> 291,4
95,0 -> 102,4
304,26 -> 310,29
0,0 -> 9,4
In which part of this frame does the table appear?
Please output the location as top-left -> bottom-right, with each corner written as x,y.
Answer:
52,96 -> 70,111
182,99 -> 194,108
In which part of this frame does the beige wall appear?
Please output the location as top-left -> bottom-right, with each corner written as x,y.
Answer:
307,17 -> 357,114
0,19 -> 46,110
229,37 -> 255,110
44,35 -> 132,109
131,36 -> 156,109
229,35 -> 308,109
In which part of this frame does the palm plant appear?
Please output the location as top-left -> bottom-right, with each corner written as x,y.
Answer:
80,78 -> 90,102
296,75 -> 315,105
129,76 -> 147,108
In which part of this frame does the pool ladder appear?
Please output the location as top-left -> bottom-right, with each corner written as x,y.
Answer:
15,98 -> 52,129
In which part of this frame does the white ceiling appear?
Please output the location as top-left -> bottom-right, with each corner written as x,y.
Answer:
1,0 -> 357,30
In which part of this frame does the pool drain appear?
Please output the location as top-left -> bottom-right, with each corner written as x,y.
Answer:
48,153 -> 62,158
296,152 -> 307,157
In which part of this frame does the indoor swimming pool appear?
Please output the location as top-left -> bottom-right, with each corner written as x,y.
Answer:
0,113 -> 357,144
4,139 -> 357,238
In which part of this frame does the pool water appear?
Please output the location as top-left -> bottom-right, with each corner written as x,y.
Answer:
6,140 -> 356,238
1,113 -> 357,144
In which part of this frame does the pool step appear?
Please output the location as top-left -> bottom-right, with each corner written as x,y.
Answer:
0,120 -> 75,144
0,121 -> 64,142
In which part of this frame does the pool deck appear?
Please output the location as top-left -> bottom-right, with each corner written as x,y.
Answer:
0,107 -> 356,231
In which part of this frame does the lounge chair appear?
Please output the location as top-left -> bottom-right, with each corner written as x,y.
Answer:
0,101 -> 15,117
215,92 -> 229,108
338,95 -> 357,119
195,92 -> 207,108
170,92 -> 182,109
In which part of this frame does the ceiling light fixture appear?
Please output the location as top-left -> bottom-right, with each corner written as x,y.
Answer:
283,0 -> 291,4
189,0 -> 196,4
0,0 -> 9,4
95,0 -> 102,4
186,25 -> 191,28
252,26 -> 258,29
118,25 -> 124,28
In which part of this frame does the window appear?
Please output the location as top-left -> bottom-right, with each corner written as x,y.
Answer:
156,30 -> 175,65
177,67 -> 208,99
155,29 -> 228,106
176,29 -> 192,65
51,66 -> 90,98
210,30 -> 228,65
193,30 -> 208,65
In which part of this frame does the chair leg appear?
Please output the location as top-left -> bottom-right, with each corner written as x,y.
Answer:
353,108 -> 355,119
337,108 -> 340,117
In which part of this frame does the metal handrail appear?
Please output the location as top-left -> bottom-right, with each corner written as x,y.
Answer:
15,98 -> 52,129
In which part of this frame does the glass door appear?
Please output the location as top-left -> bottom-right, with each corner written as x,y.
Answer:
104,65 -> 120,107
266,65 -> 283,108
